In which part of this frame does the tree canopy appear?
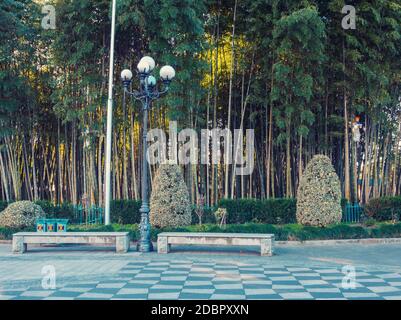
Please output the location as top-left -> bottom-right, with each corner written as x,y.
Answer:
0,0 -> 400,206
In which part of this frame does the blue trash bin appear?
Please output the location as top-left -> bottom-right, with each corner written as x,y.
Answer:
45,219 -> 57,232
56,219 -> 69,232
36,219 -> 46,232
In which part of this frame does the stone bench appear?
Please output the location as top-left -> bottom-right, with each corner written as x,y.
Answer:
157,232 -> 274,256
12,232 -> 130,254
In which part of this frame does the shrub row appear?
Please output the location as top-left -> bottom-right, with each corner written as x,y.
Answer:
0,200 -> 143,224
217,198 -> 357,225
0,226 -> 34,240
218,198 -> 297,224
1,196 -> 401,227
35,200 -> 76,220
109,200 -> 141,224
365,196 -> 401,221
190,205 -> 216,224
0,200 -> 217,225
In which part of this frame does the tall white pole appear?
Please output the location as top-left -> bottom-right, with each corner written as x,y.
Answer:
104,0 -> 116,225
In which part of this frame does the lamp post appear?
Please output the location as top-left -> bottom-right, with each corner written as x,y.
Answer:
104,0 -> 117,225
121,57 -> 175,252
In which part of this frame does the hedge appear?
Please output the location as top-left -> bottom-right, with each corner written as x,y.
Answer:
218,198 -> 353,225
0,226 -> 34,240
109,200 -> 141,224
35,200 -> 76,220
218,198 -> 297,224
1,200 -> 217,225
364,196 -> 401,221
0,200 -> 143,224
2,196 -> 401,227
191,205 -> 216,224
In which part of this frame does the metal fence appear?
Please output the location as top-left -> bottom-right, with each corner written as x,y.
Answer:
342,202 -> 364,223
73,205 -> 104,225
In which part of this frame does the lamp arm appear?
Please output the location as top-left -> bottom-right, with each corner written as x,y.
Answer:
151,84 -> 170,100
124,87 -> 145,100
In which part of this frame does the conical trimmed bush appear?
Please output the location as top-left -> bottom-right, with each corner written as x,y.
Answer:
150,164 -> 192,228
296,155 -> 342,227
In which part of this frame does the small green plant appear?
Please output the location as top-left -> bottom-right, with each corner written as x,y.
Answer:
194,195 -> 205,225
214,208 -> 227,228
364,218 -> 376,227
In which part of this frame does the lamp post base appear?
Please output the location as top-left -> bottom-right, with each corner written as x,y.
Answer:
137,204 -> 153,252
137,241 -> 153,252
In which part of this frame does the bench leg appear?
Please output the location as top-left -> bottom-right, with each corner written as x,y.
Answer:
116,235 -> 130,253
12,236 -> 27,254
157,236 -> 169,254
260,238 -> 274,256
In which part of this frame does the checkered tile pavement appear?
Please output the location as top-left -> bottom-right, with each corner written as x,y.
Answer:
2,260 -> 401,300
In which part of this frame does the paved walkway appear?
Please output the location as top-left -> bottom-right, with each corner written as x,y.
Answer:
1,243 -> 401,300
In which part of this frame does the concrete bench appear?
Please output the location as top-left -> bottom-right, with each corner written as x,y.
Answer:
12,232 -> 130,254
157,232 -> 274,256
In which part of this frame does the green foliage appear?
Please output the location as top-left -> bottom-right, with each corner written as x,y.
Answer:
34,201 -> 75,220
35,200 -> 141,224
68,223 -> 139,241
0,226 -> 34,240
0,201 -> 10,212
272,5 -> 326,145
218,198 -> 297,224
364,218 -> 376,227
190,205 -> 216,224
365,196 -> 401,221
369,223 -> 401,238
0,0 -> 400,205
110,200 -> 141,224
0,0 -> 41,137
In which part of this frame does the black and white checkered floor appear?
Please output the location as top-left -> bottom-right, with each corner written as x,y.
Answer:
2,260 -> 401,300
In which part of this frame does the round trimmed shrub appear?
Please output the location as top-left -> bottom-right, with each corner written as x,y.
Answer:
296,155 -> 342,227
150,164 -> 191,228
0,201 -> 46,228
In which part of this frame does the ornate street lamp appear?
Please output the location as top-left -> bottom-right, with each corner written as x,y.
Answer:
121,57 -> 175,252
